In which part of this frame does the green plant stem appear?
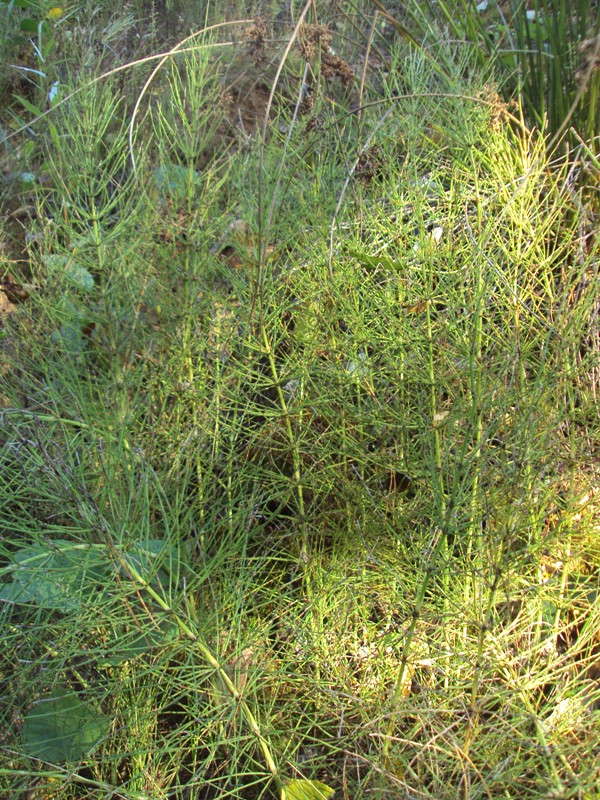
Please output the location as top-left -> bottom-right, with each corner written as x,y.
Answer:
112,545 -> 282,791
554,339 -> 577,634
425,276 -> 451,694
463,201 -> 485,641
260,317 -> 309,568
381,527 -> 447,765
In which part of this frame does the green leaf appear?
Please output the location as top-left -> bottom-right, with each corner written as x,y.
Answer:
0,542 -> 108,611
50,322 -> 86,353
0,579 -> 39,604
282,779 -> 335,800
42,253 -> 68,270
98,617 -> 180,666
48,121 -> 61,150
48,297 -> 94,353
541,600 -> 557,626
20,17 -> 40,33
13,94 -> 44,117
64,263 -> 95,291
22,688 -> 109,763
42,254 -> 95,291
345,247 -> 402,272
153,164 -> 200,198
122,539 -> 177,591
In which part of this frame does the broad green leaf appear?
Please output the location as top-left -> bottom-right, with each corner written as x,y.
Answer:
0,538 -> 181,613
0,580 -> 39,604
153,164 -> 200,198
63,263 -> 95,291
282,779 -> 335,800
122,539 -> 176,591
50,322 -> 86,353
42,254 -> 95,291
42,253 -> 68,270
22,688 -> 109,763
567,574 -> 599,606
49,297 -> 94,353
20,17 -> 40,33
98,617 -> 180,666
541,600 -> 557,626
0,542 -> 108,611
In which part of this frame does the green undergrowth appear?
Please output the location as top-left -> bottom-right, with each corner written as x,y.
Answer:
1,7 -> 600,800
386,0 -> 600,157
